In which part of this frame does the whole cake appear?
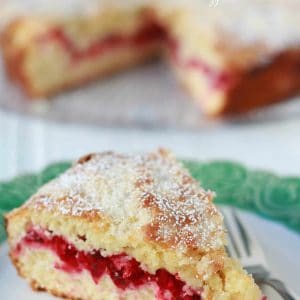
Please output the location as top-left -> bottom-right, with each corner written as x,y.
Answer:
5,149 -> 262,299
2,0 -> 300,115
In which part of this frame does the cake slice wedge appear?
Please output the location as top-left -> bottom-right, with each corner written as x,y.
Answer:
5,149 -> 262,300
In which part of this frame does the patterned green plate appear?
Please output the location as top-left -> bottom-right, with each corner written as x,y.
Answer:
1,160 -> 300,243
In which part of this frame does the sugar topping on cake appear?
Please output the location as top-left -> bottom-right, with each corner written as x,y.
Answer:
0,0 -> 149,29
159,0 -> 300,58
2,0 -> 300,65
5,0 -> 300,50
208,0 -> 300,50
27,149 -> 225,252
0,0 -> 150,20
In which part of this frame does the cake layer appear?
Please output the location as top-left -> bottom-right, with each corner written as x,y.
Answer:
171,48 -> 300,115
14,227 -> 202,299
13,248 -> 159,300
37,22 -> 165,62
1,16 -> 164,97
7,205 -> 261,299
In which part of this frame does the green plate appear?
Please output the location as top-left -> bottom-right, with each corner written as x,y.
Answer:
1,160 -> 300,244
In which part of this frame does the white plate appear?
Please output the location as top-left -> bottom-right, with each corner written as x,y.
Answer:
1,210 -> 299,299
2,55 -> 300,130
0,57 -> 210,129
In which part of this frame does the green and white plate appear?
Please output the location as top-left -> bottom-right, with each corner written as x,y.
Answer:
0,160 -> 300,298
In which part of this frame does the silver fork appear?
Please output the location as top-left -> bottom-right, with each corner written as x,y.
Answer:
221,207 -> 298,300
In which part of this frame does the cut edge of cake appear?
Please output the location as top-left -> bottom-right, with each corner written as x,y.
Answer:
0,6 -> 165,98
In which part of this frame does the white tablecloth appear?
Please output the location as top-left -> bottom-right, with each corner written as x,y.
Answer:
1,109 -> 300,181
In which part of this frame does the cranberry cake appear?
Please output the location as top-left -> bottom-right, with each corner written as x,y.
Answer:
5,149 -> 261,299
2,0 -> 300,115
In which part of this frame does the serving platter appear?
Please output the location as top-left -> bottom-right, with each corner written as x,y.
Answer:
2,56 -> 300,129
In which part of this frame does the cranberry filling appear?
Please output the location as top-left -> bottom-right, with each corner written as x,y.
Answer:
16,228 -> 202,300
37,21 -> 233,91
38,22 -> 166,61
167,38 -> 234,90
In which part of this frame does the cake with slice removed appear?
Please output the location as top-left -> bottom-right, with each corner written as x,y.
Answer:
2,0 -> 300,116
5,149 -> 262,299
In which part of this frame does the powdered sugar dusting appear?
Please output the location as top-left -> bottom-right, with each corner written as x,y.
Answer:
212,0 -> 300,51
3,0 -> 300,53
161,0 -> 300,60
27,149 -> 225,251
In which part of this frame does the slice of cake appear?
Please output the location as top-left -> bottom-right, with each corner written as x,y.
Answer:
5,149 -> 261,299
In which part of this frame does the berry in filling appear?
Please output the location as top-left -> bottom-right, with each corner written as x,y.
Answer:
167,38 -> 234,90
15,228 -> 202,300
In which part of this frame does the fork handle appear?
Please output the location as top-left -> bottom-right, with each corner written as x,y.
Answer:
259,278 -> 298,300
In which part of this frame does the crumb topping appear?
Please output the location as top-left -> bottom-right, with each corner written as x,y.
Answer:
27,149 -> 225,252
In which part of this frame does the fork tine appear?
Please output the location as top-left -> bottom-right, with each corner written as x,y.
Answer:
221,207 -> 249,259
232,210 -> 251,256
230,209 -> 268,268
221,208 -> 239,258
222,210 -> 296,299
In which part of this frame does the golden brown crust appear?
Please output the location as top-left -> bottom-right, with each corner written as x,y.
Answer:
220,49 -> 300,115
0,20 -> 34,96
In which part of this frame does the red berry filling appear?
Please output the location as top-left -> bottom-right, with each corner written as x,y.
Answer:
37,20 -> 233,91
15,228 -> 202,300
38,22 -> 166,61
166,38 -> 234,90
